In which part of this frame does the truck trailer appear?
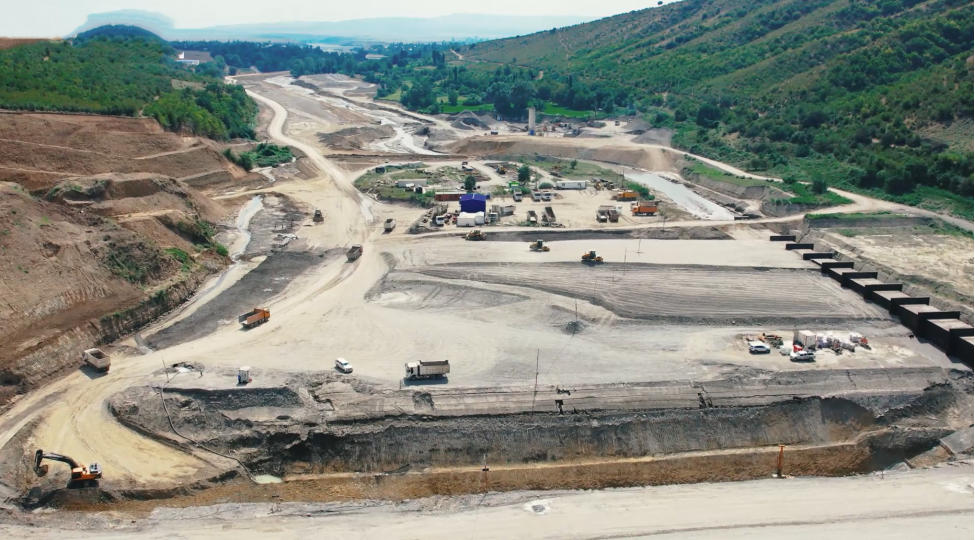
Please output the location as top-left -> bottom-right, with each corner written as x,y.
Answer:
405,360 -> 450,380
81,349 -> 110,372
239,308 -> 270,329
384,218 -> 396,232
347,244 -> 363,261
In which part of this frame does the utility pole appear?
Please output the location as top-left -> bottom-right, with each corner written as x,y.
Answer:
530,349 -> 540,417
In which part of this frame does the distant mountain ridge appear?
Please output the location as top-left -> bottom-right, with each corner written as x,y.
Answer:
70,10 -> 596,43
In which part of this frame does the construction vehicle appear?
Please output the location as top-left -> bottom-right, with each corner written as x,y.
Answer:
313,209 -> 324,223
34,449 -> 102,488
239,308 -> 270,328
631,203 -> 658,216
543,206 -> 556,222
384,218 -> 396,232
465,230 -> 486,241
581,251 -> 604,263
529,239 -> 550,252
405,360 -> 450,380
495,165 -> 507,175
614,190 -> 639,202
526,210 -> 538,225
81,348 -> 110,372
347,244 -> 363,261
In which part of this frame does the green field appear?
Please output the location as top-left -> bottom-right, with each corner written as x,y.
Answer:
683,162 -> 769,187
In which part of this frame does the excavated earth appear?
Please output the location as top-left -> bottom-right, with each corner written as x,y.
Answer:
15,367 -> 965,511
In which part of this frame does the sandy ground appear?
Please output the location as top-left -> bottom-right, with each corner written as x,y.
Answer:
836,232 -> 974,299
0,73 -> 969,498
2,463 -> 971,539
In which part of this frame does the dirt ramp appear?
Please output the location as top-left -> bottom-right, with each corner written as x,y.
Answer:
447,137 -> 676,171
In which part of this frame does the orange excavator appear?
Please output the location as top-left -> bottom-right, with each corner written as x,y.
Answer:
34,449 -> 102,488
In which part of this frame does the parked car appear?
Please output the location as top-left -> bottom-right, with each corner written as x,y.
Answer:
748,341 -> 770,354
790,350 -> 815,362
335,358 -> 353,373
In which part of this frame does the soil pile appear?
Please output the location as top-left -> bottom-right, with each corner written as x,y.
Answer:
450,111 -> 490,131
317,125 -> 395,151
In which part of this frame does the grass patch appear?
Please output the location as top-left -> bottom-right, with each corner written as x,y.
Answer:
214,243 -> 229,257
441,102 -> 494,113
510,155 -> 624,183
772,182 -> 851,206
806,211 -> 894,220
624,182 -> 653,200
165,247 -> 192,272
540,104 -> 597,119
683,162 -> 768,187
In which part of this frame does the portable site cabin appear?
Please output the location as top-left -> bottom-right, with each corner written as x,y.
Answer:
457,212 -> 484,227
397,179 -> 427,188
556,180 -> 587,190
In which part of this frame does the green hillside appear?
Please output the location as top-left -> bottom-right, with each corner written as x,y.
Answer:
0,32 -> 256,139
463,0 -> 974,217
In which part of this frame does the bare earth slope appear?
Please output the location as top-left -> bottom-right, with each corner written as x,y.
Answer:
0,112 -> 248,401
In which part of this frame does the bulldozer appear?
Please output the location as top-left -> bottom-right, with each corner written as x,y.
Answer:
581,251 -> 603,263
529,239 -> 550,252
34,449 -> 102,488
312,209 -> 324,223
465,230 -> 486,241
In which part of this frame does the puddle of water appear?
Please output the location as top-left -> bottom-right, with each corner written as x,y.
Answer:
253,474 -> 283,484
626,171 -> 736,221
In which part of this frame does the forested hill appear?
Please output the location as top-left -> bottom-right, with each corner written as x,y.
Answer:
0,30 -> 256,140
462,0 -> 974,217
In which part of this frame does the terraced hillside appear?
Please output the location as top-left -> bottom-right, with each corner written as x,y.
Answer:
463,0 -> 974,218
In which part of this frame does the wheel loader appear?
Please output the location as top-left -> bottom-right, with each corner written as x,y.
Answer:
581,251 -> 603,263
34,449 -> 102,488
529,239 -> 550,252
465,230 -> 486,241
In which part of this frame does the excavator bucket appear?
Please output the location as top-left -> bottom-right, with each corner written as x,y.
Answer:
34,450 -> 49,477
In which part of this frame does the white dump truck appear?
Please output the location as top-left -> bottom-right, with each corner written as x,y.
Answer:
405,360 -> 450,380
384,218 -> 396,232
81,348 -> 110,372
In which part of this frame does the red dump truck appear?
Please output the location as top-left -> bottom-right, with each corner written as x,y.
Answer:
239,308 -> 270,328
405,360 -> 450,380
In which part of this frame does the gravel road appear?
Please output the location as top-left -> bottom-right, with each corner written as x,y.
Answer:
2,463 -> 970,539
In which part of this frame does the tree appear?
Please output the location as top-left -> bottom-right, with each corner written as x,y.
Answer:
810,175 -> 828,195
447,89 -> 458,106
569,159 -> 578,169
464,175 -> 477,192
517,165 -> 531,183
695,103 -> 722,128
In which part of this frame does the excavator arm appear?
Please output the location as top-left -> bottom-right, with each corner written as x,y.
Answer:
34,449 -> 80,476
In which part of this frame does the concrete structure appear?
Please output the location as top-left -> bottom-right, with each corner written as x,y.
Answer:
769,235 -> 796,242
459,193 -> 488,213
826,268 -> 878,286
940,426 -> 974,456
848,278 -> 902,296
895,304 -> 961,332
920,318 -> 974,355
528,107 -> 536,135
869,290 -> 929,312
784,243 -> 814,250
793,249 -> 834,261
956,336 -> 974,365
816,260 -> 854,272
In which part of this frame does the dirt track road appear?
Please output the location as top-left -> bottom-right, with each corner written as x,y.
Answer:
4,463 -> 970,539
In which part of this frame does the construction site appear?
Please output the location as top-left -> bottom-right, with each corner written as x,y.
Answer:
0,71 -> 972,535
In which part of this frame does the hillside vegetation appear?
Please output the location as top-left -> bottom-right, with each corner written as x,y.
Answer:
463,0 -> 974,217
0,33 -> 256,139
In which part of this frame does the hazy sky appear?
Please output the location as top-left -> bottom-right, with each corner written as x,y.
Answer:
4,1 -> 673,37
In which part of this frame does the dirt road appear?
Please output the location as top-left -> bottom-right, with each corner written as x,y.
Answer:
3,463 -> 970,539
